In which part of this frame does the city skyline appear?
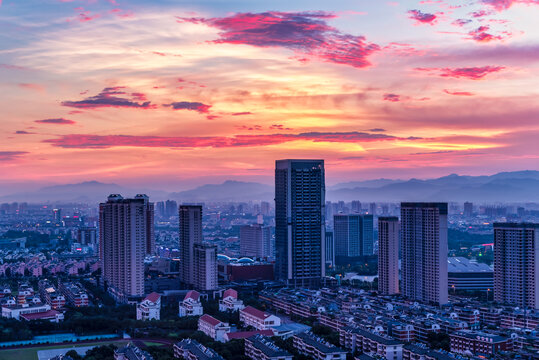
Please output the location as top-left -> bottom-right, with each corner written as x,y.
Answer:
1,0 -> 539,190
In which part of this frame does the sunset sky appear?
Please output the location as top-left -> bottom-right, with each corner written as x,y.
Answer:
1,0 -> 538,191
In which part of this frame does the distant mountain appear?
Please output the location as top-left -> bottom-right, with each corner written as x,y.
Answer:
169,180 -> 273,202
327,171 -> 539,202
330,178 -> 402,190
0,181 -> 168,203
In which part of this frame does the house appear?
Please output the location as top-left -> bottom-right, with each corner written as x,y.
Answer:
115,343 -> 154,360
240,306 -> 281,330
137,292 -> 161,321
223,330 -> 275,342
293,332 -> 347,360
219,289 -> 245,312
450,330 -> 512,356
179,290 -> 203,317
1,298 -> 63,323
245,334 -> 293,360
198,314 -> 231,342
174,339 -> 224,360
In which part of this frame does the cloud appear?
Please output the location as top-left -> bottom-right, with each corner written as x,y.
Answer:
35,118 -> 76,125
415,66 -> 504,79
231,112 -> 252,116
15,130 -> 34,135
18,83 -> 45,92
369,128 -> 386,132
443,89 -> 475,96
68,10 -> 101,23
0,151 -> 28,161
44,131 -> 419,149
163,101 -> 211,113
177,11 -> 380,68
452,19 -> 472,27
61,87 -> 155,109
481,0 -> 539,11
383,93 -> 401,102
468,26 -> 504,42
407,9 -> 438,24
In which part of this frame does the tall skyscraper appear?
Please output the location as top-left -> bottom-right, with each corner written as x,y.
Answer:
179,205 -> 203,286
165,200 -> 178,218
193,243 -> 218,291
240,224 -> 272,259
378,217 -> 399,295
351,200 -> 362,213
463,202 -> 473,217
334,214 -> 374,259
156,201 -> 165,217
78,226 -> 97,249
400,202 -> 448,305
369,202 -> 376,215
493,223 -> 539,309
99,194 -> 154,302
275,159 -> 325,288
260,201 -> 271,216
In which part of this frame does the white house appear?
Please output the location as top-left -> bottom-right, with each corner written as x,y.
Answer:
179,290 -> 203,317
1,298 -> 63,323
136,292 -> 161,321
219,289 -> 245,312
198,314 -> 231,342
240,306 -> 281,330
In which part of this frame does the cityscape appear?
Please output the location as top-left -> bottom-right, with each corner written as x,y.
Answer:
1,0 -> 539,359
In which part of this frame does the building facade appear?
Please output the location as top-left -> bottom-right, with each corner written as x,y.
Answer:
275,159 -> 325,288
378,216 -> 399,295
493,223 -> 539,309
400,202 -> 448,305
179,205 -> 203,286
240,224 -> 272,259
193,243 -> 218,291
334,214 -> 374,258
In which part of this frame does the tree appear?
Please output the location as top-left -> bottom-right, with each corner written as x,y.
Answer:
65,350 -> 83,360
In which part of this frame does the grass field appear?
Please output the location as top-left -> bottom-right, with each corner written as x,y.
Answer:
0,340 -> 129,360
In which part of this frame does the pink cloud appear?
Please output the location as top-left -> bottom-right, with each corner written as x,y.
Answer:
231,112 -> 252,116
18,83 -> 45,92
62,87 -> 156,109
35,118 -> 76,125
443,89 -> 475,96
415,66 -> 505,79
0,151 -> 28,161
481,0 -> 539,11
468,26 -> 505,42
407,9 -> 438,25
177,11 -> 380,68
44,131 -> 419,149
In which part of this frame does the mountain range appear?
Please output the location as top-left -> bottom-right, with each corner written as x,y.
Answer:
1,171 -> 538,203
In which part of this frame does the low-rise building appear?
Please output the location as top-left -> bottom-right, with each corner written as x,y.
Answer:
198,314 -> 230,342
174,339 -> 224,360
293,332 -> 347,360
219,289 -> 245,312
450,330 -> 512,356
240,306 -> 281,330
137,292 -> 161,321
115,342 -> 154,360
402,343 -> 456,360
58,282 -> 89,307
340,327 -> 403,360
223,330 -> 275,342
1,299 -> 63,322
179,290 -> 203,317
245,334 -> 292,360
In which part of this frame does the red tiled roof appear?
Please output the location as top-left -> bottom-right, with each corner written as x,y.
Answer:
223,289 -> 237,299
241,306 -> 268,320
225,330 -> 274,340
145,292 -> 161,303
184,290 -> 200,301
20,310 -> 59,320
199,314 -> 223,327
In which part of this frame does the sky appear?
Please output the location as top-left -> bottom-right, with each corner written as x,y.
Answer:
1,0 -> 538,191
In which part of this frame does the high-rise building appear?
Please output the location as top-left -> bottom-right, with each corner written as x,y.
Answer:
78,227 -> 97,248
275,159 -> 325,288
378,217 -> 399,295
463,202 -> 473,217
493,223 -> 539,309
240,224 -> 272,259
165,200 -> 178,218
193,243 -> 218,291
99,194 -> 154,302
369,202 -> 376,215
351,200 -> 362,213
325,231 -> 335,268
334,214 -> 374,259
179,205 -> 203,286
400,202 -> 448,305
260,201 -> 271,216
156,201 -> 165,217
53,208 -> 62,223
